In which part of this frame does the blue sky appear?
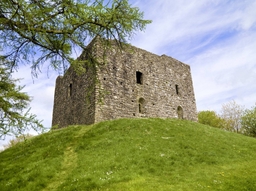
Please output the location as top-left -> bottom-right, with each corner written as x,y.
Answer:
1,0 -> 256,149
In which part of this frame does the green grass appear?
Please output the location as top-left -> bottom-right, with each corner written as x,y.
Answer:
1,118 -> 256,190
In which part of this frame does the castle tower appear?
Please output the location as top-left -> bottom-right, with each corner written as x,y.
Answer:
52,38 -> 197,128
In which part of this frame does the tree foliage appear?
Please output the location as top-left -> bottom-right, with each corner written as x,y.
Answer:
241,105 -> 256,137
0,0 -> 151,75
0,64 -> 43,139
198,110 -> 225,129
220,100 -> 244,133
198,101 -> 256,138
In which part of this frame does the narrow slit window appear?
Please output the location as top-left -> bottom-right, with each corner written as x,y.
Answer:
68,83 -> 73,97
175,84 -> 179,95
139,103 -> 142,113
136,71 -> 143,84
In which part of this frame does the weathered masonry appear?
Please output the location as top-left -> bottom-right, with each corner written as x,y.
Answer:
52,38 -> 197,128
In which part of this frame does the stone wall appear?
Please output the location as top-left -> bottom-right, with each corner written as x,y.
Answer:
52,39 -> 197,128
94,41 -> 197,123
52,55 -> 97,127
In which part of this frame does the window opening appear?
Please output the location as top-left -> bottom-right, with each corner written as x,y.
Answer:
177,106 -> 183,119
138,98 -> 145,114
136,71 -> 143,84
175,84 -> 179,95
68,83 -> 73,97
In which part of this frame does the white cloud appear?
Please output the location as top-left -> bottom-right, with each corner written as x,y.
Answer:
131,0 -> 246,52
239,1 -> 256,30
189,29 -> 256,111
12,65 -> 58,128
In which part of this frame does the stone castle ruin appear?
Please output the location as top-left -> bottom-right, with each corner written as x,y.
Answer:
52,38 -> 197,128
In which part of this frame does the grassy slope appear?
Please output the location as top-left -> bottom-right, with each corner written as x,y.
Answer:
1,118 -> 256,191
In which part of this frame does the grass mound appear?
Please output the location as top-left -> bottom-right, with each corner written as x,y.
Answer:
1,118 -> 256,190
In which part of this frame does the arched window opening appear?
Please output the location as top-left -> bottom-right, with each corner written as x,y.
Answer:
177,106 -> 183,119
138,98 -> 145,114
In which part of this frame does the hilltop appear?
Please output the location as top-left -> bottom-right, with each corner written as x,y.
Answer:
1,118 -> 256,190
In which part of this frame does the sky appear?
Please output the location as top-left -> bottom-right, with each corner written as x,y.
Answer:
1,0 -> 256,149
